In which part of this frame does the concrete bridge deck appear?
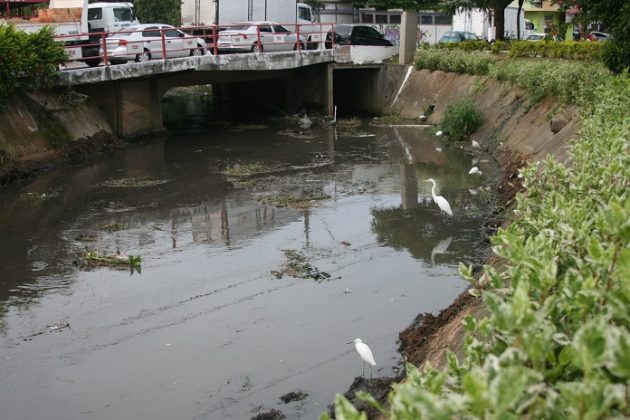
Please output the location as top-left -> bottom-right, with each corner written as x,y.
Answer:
57,50 -> 335,86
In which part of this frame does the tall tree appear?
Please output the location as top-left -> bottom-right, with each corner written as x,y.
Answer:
516,0 -> 524,40
441,0 -> 513,41
556,0 -> 630,72
133,0 -> 180,26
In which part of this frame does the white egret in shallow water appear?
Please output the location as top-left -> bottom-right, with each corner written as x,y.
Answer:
425,178 -> 453,217
349,338 -> 376,378
471,140 -> 480,148
469,166 -> 482,175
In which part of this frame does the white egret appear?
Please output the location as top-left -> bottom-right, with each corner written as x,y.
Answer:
435,130 -> 443,137
468,166 -> 482,175
435,147 -> 443,152
471,140 -> 480,148
419,114 -> 427,121
349,338 -> 376,378
424,178 -> 453,217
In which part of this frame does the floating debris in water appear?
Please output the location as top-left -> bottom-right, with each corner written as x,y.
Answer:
258,194 -> 329,209
278,129 -> 315,139
74,250 -> 141,274
271,250 -> 332,281
20,187 -> 62,201
75,233 -> 97,242
221,162 -> 284,177
99,177 -> 170,188
279,390 -> 308,403
101,223 -> 128,232
229,123 -> 268,132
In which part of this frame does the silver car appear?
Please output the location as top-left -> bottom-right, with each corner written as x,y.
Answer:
100,23 -> 207,64
217,21 -> 306,53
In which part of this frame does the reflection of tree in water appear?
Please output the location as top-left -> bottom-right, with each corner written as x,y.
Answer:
370,204 -> 484,266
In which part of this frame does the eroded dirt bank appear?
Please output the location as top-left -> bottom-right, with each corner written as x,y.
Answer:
0,91 -> 118,184
338,66 -> 579,416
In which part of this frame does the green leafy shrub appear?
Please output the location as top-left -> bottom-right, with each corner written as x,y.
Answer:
508,40 -> 603,60
330,54 -> 630,420
0,24 -> 67,105
602,38 -> 630,74
439,98 -> 484,141
415,48 -> 495,76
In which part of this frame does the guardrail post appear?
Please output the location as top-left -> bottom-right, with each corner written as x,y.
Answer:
102,32 -> 108,66
161,28 -> 167,61
212,25 -> 218,55
256,25 -> 262,53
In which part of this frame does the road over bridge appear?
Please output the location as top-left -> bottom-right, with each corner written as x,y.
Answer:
55,46 -> 405,139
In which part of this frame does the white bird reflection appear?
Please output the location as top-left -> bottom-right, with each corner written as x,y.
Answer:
431,236 -> 453,265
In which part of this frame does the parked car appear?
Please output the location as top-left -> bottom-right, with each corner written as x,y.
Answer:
325,24 -> 393,48
101,23 -> 207,64
217,21 -> 306,53
525,32 -> 563,41
587,31 -> 610,41
438,31 -> 480,43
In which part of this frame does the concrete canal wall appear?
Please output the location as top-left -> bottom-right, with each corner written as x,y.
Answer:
385,66 -> 579,164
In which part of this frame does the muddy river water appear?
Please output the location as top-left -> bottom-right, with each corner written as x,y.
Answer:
0,91 -> 497,419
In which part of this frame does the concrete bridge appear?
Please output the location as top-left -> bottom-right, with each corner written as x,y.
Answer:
57,41 -> 416,139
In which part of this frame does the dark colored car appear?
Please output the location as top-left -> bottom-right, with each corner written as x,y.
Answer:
325,24 -> 393,48
438,31 -> 480,43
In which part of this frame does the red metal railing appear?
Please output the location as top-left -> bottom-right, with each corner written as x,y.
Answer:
55,22 -> 336,68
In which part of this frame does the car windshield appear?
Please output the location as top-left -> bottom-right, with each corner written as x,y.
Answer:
334,25 -> 353,36
113,8 -> 134,22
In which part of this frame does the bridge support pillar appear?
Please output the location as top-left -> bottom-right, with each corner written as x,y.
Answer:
81,78 -> 164,139
296,64 -> 333,115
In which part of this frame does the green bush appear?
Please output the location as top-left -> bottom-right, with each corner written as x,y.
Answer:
415,48 -> 496,76
602,38 -> 630,74
508,40 -> 603,60
326,63 -> 630,420
439,98 -> 484,141
0,24 -> 67,105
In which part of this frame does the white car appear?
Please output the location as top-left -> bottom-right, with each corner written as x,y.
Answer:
217,21 -> 306,53
100,23 -> 207,64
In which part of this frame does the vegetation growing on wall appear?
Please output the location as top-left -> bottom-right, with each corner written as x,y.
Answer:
326,53 -> 630,420
0,25 -> 66,106
439,98 -> 483,141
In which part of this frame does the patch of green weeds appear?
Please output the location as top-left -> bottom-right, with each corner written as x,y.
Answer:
101,223 -> 128,232
99,178 -> 170,188
439,97 -> 484,141
74,250 -> 141,273
271,249 -> 331,281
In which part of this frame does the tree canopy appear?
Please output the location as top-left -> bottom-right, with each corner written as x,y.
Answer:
133,0 -> 181,27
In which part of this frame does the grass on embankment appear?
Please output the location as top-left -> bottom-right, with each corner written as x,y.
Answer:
324,51 -> 630,419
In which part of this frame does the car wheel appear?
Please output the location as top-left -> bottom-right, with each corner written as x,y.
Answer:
251,42 -> 262,53
190,45 -> 205,56
135,50 -> 151,63
84,58 -> 100,67
293,42 -> 305,51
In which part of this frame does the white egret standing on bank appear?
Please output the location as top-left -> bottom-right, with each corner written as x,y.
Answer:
349,338 -> 376,378
425,178 -> 453,217
471,140 -> 480,149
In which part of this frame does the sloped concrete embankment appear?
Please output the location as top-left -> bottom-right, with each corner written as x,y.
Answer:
387,66 -> 579,369
0,91 -> 118,184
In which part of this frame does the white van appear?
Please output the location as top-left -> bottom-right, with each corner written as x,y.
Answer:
87,2 -> 139,34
